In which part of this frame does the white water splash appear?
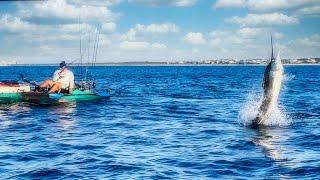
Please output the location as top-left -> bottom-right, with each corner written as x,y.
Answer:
238,86 -> 291,127
263,105 -> 290,126
238,92 -> 260,126
283,73 -> 295,82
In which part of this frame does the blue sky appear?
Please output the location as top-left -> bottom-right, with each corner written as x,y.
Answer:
0,0 -> 319,63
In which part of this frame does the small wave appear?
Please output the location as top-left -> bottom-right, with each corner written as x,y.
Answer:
290,112 -> 317,119
20,168 -> 67,179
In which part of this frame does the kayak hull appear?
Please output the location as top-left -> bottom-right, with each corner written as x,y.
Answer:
0,89 -> 108,105
59,91 -> 103,102
60,94 -> 102,102
0,93 -> 21,104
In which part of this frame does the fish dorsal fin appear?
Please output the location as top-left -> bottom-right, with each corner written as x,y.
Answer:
276,51 -> 281,62
275,51 -> 283,70
271,35 -> 275,61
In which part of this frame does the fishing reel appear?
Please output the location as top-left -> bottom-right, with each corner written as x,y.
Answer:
79,78 -> 96,91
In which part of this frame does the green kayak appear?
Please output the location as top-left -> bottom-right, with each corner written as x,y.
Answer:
0,89 -> 109,105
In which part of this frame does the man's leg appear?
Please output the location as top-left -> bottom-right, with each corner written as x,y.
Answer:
48,82 -> 62,93
40,80 -> 54,88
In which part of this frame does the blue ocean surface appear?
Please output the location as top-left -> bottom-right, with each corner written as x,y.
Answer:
0,66 -> 319,179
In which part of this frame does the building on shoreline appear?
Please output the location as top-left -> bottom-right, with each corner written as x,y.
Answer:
0,60 -> 18,66
164,58 -> 320,65
4,58 -> 320,66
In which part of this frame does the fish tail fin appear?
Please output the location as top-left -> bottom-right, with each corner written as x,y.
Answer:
252,116 -> 262,128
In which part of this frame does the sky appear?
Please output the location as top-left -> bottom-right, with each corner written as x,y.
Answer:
0,0 -> 319,63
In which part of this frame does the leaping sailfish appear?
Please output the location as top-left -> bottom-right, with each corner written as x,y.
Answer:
252,36 -> 284,127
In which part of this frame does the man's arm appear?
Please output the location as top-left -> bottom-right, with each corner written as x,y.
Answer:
52,70 -> 59,81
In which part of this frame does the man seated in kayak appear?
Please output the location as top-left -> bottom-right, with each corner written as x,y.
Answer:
39,61 -> 75,94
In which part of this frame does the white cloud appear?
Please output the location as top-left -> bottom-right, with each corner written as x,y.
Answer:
209,30 -> 229,38
284,34 -> 320,57
174,0 -> 197,7
121,29 -> 138,41
0,14 -> 36,33
101,22 -> 116,33
247,0 -> 296,11
128,0 -> 197,7
213,0 -> 245,8
120,41 -> 149,50
151,43 -> 167,49
214,0 -> 320,12
296,6 -> 320,16
19,0 -> 116,21
293,34 -> 320,47
274,32 -> 284,39
247,0 -> 319,11
183,32 -> 206,45
207,28 -> 289,59
215,28 -> 282,39
237,28 -> 261,38
38,34 -> 80,41
213,0 -> 320,19
120,41 -> 166,50
236,28 -> 283,39
59,23 -> 93,33
68,0 -> 121,6
0,19 -> 96,42
226,13 -> 299,27
121,23 -> 179,40
136,23 -> 179,33
98,34 -> 112,47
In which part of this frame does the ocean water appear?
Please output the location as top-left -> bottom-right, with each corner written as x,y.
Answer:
0,66 -> 319,179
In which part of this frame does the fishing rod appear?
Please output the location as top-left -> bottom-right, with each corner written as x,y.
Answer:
66,58 -> 80,66
91,29 -> 98,67
91,27 -> 100,67
89,27 -> 101,88
85,29 -> 91,82
79,16 -> 84,83
76,20 -> 102,90
19,73 -> 39,87
93,29 -> 100,67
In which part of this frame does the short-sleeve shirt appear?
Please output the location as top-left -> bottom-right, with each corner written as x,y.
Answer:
53,68 -> 75,90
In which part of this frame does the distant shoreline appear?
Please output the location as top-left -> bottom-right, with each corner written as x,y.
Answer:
2,63 -> 320,67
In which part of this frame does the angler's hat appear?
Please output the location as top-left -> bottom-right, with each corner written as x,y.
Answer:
59,61 -> 67,68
